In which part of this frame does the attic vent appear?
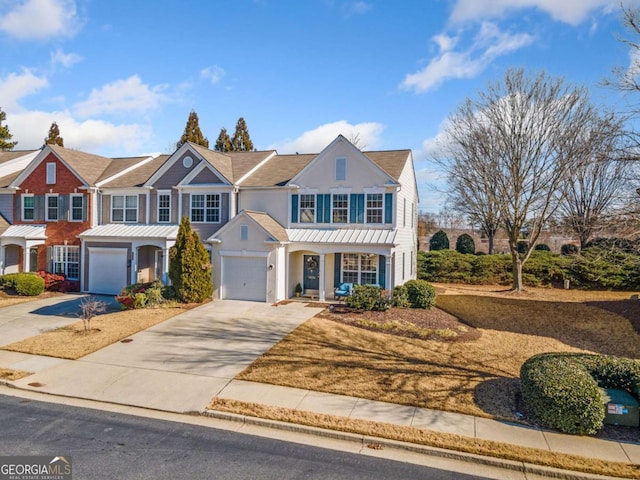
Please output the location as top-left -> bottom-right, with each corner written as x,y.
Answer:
183,156 -> 193,168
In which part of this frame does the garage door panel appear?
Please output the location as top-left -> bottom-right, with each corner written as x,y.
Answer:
89,248 -> 128,295
222,257 -> 266,302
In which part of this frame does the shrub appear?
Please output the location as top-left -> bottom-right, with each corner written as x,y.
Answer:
516,240 -> 529,254
455,233 -> 475,254
429,230 -> 449,251
561,244 -> 579,256
345,284 -> 389,311
37,271 -> 65,291
534,243 -> 550,251
520,353 -> 640,435
391,285 -> 411,308
0,273 -> 45,296
116,280 -> 166,310
404,279 -> 436,309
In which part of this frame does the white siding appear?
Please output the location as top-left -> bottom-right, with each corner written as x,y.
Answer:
393,155 -> 419,285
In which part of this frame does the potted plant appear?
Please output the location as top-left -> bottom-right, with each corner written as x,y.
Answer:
295,283 -> 302,297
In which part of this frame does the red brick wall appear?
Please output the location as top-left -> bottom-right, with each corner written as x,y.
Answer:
15,152 -> 92,272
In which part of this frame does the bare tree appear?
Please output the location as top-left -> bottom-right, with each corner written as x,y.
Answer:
439,69 -> 595,290
559,112 -> 631,248
79,296 -> 107,332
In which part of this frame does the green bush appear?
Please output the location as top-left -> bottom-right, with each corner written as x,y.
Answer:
517,241 -> 529,254
455,233 -> 475,254
561,244 -> 579,256
429,230 -> 449,251
345,284 -> 389,311
391,285 -> 411,308
0,273 -> 45,296
116,280 -> 166,310
404,279 -> 436,309
520,353 -> 640,435
534,243 -> 550,251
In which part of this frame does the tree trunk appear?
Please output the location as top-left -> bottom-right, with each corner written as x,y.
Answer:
488,233 -> 495,254
511,255 -> 524,291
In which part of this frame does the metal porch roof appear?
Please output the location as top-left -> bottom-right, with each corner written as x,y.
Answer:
79,224 -> 179,239
0,224 -> 47,239
286,228 -> 397,245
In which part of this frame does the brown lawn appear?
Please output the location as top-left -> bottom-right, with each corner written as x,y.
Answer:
2,305 -> 189,360
0,367 -> 31,381
0,290 -> 63,308
238,285 -> 640,424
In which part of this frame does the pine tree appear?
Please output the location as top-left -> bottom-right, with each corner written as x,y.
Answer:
44,122 -> 64,147
169,216 -> 213,303
455,233 -> 475,254
231,117 -> 254,151
429,230 -> 450,251
214,127 -> 232,152
177,110 -> 209,149
0,108 -> 17,151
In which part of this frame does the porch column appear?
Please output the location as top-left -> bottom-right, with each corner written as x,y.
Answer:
22,243 -> 30,273
130,247 -> 137,285
163,248 -> 170,284
0,245 -> 4,275
386,254 -> 393,289
319,253 -> 326,302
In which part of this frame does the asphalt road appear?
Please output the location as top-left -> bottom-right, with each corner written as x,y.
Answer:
0,395 -> 492,480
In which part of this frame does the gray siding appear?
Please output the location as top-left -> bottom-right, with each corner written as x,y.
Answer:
153,153 -> 195,189
0,193 -> 13,223
192,167 -> 225,184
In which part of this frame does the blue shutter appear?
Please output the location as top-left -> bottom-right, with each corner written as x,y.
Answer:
378,255 -> 386,289
323,194 -> 331,223
291,194 -> 299,223
316,194 -> 323,223
334,253 -> 341,288
385,193 -> 393,224
350,194 -> 364,224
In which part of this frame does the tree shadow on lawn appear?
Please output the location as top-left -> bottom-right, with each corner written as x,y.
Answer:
585,299 -> 640,336
436,295 -> 640,359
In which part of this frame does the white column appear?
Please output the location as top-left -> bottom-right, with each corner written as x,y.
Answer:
319,253 -> 326,302
386,254 -> 393,289
23,243 -> 30,273
1,245 -> 5,275
131,247 -> 137,285
163,247 -> 170,284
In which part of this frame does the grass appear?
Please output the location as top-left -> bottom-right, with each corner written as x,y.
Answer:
237,286 -> 640,422
209,398 -> 640,479
1,305 -> 189,360
0,290 -> 62,308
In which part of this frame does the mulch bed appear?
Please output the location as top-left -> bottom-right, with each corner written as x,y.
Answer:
317,305 -> 482,342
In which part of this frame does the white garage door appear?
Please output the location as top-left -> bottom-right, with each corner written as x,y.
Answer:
222,256 -> 266,302
88,247 -> 128,295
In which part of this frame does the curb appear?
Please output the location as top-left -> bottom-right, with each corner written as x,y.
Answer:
203,409 -> 624,480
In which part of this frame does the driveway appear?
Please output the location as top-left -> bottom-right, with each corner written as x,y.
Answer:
11,300 -> 323,412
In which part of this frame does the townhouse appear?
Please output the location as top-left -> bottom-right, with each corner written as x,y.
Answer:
0,135 -> 419,302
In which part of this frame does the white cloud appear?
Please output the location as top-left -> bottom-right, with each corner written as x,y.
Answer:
0,0 -> 81,40
201,65 -> 225,85
270,120 -> 384,153
8,109 -> 152,154
449,0 -> 615,26
401,22 -> 534,93
0,69 -> 48,110
432,33 -> 458,52
50,48 -> 82,68
73,75 -> 167,117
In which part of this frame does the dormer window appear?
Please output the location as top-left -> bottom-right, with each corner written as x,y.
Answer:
46,163 -> 56,184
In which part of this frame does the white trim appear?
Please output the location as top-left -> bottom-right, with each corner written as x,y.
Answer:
157,190 -> 172,223
330,192 -> 349,224
45,193 -> 59,222
111,193 -> 138,223
70,193 -> 84,222
21,193 -> 35,222
46,162 -> 56,184
235,151 -> 278,185
96,155 -> 157,187
335,157 -> 347,181
178,160 -> 231,186
189,192 -> 221,224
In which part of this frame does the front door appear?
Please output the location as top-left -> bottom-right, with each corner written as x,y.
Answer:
303,255 -> 320,291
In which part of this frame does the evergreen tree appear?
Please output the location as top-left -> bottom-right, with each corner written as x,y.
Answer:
429,230 -> 450,251
44,121 -> 64,147
214,127 -> 232,152
0,108 -> 17,151
455,233 -> 475,254
169,216 -> 213,303
231,117 -> 254,151
177,110 -> 209,149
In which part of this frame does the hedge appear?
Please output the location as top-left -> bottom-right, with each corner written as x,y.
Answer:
403,279 -> 437,309
520,353 -> 640,435
0,273 -> 45,296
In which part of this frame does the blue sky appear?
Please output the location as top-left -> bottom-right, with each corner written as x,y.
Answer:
0,0 -> 638,212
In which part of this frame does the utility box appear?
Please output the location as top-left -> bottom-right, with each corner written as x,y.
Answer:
599,388 -> 639,427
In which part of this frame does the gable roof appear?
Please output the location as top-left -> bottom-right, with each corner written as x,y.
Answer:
98,155 -> 171,188
364,150 -> 412,181
239,153 -> 316,187
47,145 -> 114,185
208,210 -> 289,243
0,150 -> 38,164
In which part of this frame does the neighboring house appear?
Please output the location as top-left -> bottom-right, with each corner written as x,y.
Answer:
0,135 -> 418,302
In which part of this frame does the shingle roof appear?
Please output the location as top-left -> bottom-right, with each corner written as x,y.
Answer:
239,154 -> 316,187
49,145 -> 114,185
0,150 -> 38,164
0,170 -> 21,188
228,150 -> 276,181
364,150 -> 411,181
244,210 -> 289,242
96,156 -> 151,184
0,213 -> 10,235
189,143 -> 235,182
99,155 -> 171,188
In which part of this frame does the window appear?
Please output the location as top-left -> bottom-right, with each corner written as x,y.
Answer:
299,194 -> 315,223
46,162 -> 56,184
22,194 -> 35,221
332,194 -> 348,223
342,253 -> 378,285
70,194 -> 84,221
335,157 -> 346,181
240,224 -> 248,241
53,245 -> 79,280
366,193 -> 383,224
191,193 -> 220,223
46,194 -> 59,221
158,193 -> 171,223
112,195 -> 138,223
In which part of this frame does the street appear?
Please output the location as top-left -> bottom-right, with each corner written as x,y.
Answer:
0,394 -> 492,480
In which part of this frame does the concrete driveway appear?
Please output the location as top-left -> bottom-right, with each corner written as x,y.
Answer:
11,300 -> 323,412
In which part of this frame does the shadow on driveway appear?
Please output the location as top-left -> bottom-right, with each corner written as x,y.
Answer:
29,295 -> 120,317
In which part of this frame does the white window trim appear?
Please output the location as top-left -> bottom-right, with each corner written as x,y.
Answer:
190,193 -> 221,224
240,224 -> 249,241
365,193 -> 384,225
53,245 -> 80,280
331,193 -> 349,224
299,193 -> 315,224
335,157 -> 347,181
45,193 -> 59,222
22,193 -> 35,222
342,253 -> 378,285
111,194 -> 138,223
70,193 -> 84,222
157,190 -> 172,224
46,162 -> 56,184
